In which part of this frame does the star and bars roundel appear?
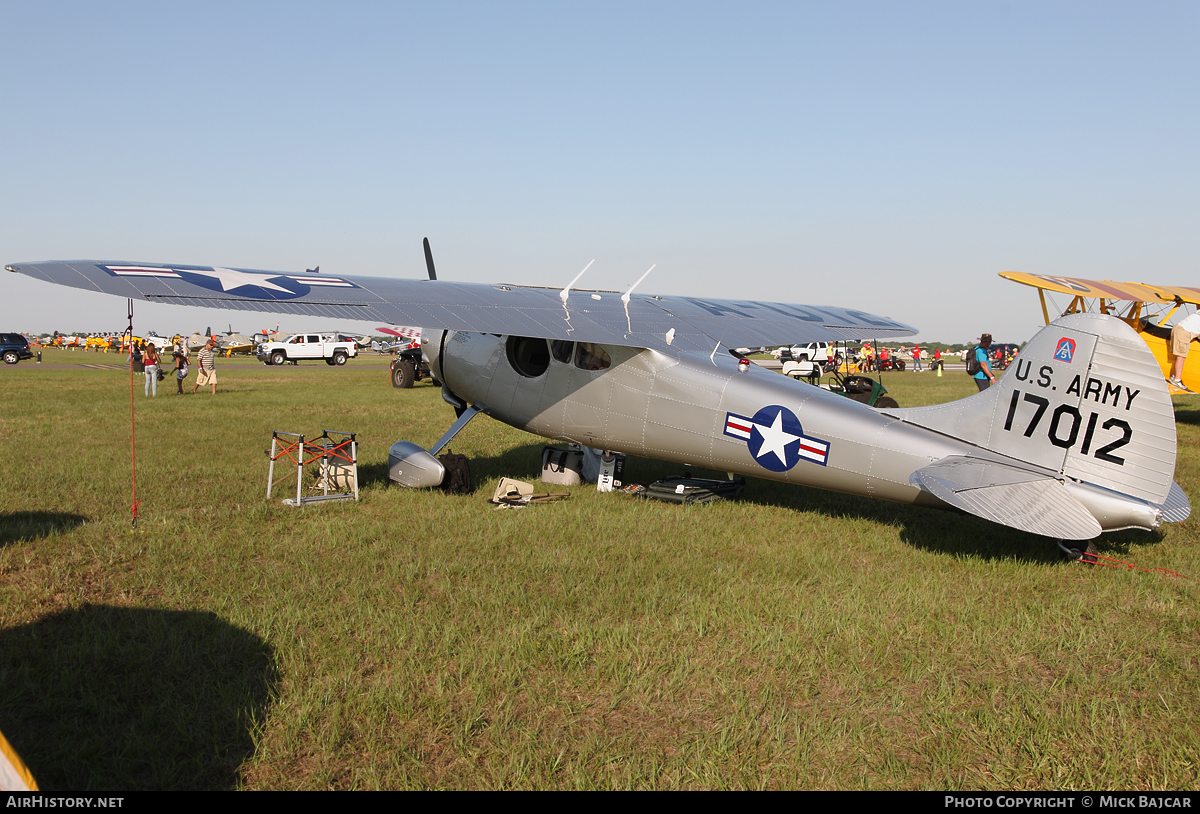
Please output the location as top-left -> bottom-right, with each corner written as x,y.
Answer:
99,264 -> 358,299
723,405 -> 829,472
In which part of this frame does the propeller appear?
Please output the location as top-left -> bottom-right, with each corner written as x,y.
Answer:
423,237 -> 437,281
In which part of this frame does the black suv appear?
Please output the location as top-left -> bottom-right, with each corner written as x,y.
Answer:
1,333 -> 33,365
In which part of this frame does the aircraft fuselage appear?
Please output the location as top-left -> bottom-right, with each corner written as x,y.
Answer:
429,329 -> 979,508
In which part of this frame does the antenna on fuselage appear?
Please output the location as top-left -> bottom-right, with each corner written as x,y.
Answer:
560,259 -> 595,302
422,237 -> 437,281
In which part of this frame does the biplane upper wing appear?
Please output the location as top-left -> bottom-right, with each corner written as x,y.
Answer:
6,260 -> 915,353
1142,285 -> 1200,306
999,272 -> 1172,303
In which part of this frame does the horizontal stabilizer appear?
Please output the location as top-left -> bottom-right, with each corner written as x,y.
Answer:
911,456 -> 1102,540
1158,481 -> 1192,524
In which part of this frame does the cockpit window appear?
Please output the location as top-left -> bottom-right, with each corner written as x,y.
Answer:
574,343 -> 611,371
551,340 -> 573,363
506,336 -> 551,378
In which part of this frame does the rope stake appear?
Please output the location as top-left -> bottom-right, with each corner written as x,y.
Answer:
126,299 -> 141,528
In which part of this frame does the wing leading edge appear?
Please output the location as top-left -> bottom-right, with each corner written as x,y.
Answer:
6,260 -> 915,353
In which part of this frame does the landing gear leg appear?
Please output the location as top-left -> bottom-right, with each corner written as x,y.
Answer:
430,405 -> 481,456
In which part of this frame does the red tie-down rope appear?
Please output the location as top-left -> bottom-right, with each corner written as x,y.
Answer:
126,299 -> 142,528
1087,552 -> 1186,578
1063,542 -> 1187,578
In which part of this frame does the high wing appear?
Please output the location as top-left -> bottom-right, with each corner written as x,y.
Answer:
6,260 -> 915,354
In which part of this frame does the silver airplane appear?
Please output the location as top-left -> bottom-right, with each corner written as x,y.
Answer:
6,255 -> 1189,548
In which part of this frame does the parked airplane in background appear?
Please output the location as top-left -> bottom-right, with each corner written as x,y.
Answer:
6,254 -> 1189,551
1001,272 -> 1200,394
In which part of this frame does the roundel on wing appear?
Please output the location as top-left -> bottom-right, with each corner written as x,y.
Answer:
173,270 -> 312,300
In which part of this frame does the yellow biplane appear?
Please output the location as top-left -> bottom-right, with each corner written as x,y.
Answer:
1001,272 -> 1200,394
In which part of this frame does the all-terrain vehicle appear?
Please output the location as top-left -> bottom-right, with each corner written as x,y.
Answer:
390,346 -> 437,388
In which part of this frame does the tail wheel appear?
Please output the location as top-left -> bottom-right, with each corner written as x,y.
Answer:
1057,539 -> 1100,564
392,359 -> 415,388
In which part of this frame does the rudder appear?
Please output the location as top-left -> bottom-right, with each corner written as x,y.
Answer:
894,313 -> 1177,506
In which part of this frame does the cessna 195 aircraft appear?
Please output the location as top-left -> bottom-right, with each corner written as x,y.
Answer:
6,251 -> 1190,548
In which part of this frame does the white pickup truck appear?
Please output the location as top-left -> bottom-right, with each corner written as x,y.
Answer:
256,333 -> 358,366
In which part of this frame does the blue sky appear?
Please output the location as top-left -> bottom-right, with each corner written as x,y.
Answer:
2,1 -> 1196,342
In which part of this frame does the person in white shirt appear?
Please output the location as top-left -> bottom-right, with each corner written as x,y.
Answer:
193,338 -> 218,395
1169,312 -> 1200,391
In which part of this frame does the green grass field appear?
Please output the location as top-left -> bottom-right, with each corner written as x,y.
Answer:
1,349 -> 1197,790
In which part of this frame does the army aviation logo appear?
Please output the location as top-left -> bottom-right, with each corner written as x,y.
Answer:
1054,337 -> 1076,363
100,265 -> 357,299
723,405 -> 829,472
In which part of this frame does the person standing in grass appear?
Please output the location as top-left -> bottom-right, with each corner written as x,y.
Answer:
973,334 -> 996,391
193,337 -> 217,395
173,351 -> 188,395
143,341 -> 159,397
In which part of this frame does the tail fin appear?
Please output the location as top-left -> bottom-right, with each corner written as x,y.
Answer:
897,313 -> 1178,507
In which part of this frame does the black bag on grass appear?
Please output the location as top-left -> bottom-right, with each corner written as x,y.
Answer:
640,476 -> 746,505
438,450 -> 472,495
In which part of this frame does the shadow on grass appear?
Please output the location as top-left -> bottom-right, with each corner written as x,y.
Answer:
627,455 -> 1167,565
360,441 -> 1160,565
0,605 -> 279,791
1173,407 -> 1200,427
358,440 -> 553,489
729,478 -> 1079,564
0,511 -> 88,547
579,452 -> 1077,564
745,477 -> 1171,564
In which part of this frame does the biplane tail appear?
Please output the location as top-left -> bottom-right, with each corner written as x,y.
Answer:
896,313 -> 1189,538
